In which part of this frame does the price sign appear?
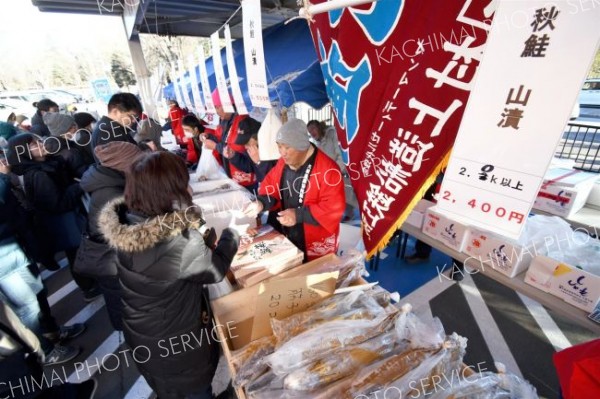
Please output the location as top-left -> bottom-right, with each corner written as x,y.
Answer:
438,0 -> 600,238
250,272 -> 338,341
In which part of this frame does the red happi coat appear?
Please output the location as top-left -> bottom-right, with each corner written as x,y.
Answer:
213,114 -> 256,187
259,149 -> 345,261
169,106 -> 186,144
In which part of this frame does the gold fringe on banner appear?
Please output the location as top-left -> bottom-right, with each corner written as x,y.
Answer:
365,149 -> 453,260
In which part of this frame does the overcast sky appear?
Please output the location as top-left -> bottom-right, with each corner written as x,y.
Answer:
0,0 -> 127,57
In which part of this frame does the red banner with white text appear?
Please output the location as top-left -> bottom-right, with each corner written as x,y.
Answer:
306,0 -> 495,256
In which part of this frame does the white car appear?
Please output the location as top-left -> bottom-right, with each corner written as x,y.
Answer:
578,78 -> 600,108
0,101 -> 34,122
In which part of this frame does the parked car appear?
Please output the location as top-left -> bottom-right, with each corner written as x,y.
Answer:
578,78 -> 600,108
0,101 -> 34,122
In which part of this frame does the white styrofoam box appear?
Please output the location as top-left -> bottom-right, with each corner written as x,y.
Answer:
193,189 -> 254,216
525,255 -> 600,314
464,228 -> 538,278
404,199 -> 435,229
422,206 -> 470,252
533,168 -> 599,218
585,182 -> 600,208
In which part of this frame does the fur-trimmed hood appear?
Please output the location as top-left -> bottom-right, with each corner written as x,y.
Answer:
98,197 -> 205,253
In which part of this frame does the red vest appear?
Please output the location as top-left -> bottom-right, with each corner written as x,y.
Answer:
259,149 -> 345,261
169,107 -> 185,144
214,115 -> 256,187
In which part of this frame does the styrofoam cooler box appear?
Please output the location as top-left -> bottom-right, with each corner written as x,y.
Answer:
422,206 -> 470,252
464,228 -> 538,278
525,255 -> 600,314
404,199 -> 435,228
533,168 -> 599,218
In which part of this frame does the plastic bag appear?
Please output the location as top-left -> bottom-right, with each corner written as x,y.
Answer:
266,310 -> 399,375
270,290 -> 386,344
196,144 -> 228,180
358,333 -> 466,399
257,108 -> 282,161
520,215 -> 573,256
546,232 -> 600,276
283,331 -> 404,391
395,304 -> 446,350
231,335 -> 277,388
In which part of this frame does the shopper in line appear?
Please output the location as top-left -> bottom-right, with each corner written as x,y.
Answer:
1,160 -> 84,366
244,119 -> 345,261
0,302 -> 97,397
73,112 -> 98,162
30,99 -> 59,137
99,151 -> 239,399
91,93 -> 142,158
79,142 -> 145,331
6,133 -> 100,300
43,112 -> 94,178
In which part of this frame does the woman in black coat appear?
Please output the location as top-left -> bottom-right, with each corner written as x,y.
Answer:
98,151 -> 239,399
6,133 -> 98,300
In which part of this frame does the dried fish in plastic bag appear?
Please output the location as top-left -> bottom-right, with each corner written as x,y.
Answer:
266,310 -> 399,375
270,290 -> 386,344
399,333 -> 467,398
347,346 -> 439,398
283,331 -> 406,391
230,335 -> 277,388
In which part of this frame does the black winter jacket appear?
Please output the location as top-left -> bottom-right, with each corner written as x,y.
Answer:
44,137 -> 94,179
30,111 -> 51,137
80,164 -> 125,240
98,199 -> 239,398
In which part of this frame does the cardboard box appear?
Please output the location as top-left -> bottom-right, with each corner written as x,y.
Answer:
464,228 -> 538,278
422,207 -> 470,252
404,199 -> 435,229
211,254 -> 368,399
525,255 -> 600,314
533,168 -> 599,218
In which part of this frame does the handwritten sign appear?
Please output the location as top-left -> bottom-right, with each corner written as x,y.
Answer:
250,272 -> 338,341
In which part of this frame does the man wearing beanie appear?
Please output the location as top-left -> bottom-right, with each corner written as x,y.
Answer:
202,88 -> 256,191
243,118 -> 345,261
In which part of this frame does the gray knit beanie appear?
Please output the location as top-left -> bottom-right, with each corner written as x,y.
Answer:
276,118 -> 311,151
43,112 -> 76,136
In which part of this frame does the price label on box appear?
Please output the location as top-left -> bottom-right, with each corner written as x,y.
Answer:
251,272 -> 338,341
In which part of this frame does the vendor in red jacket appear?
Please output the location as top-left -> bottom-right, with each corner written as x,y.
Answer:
202,89 -> 256,191
167,99 -> 186,145
243,119 -> 345,261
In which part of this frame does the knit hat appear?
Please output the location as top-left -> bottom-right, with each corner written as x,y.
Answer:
235,117 -> 261,145
276,118 -> 311,151
94,141 -> 144,173
73,112 -> 96,129
0,121 -> 17,140
43,112 -> 76,136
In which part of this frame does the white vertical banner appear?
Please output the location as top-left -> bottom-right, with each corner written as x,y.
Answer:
170,64 -> 185,108
188,55 -> 205,115
242,0 -> 271,108
153,64 -> 165,104
177,60 -> 195,111
437,0 -> 600,239
198,47 -> 216,114
224,24 -> 249,115
211,31 -> 235,113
